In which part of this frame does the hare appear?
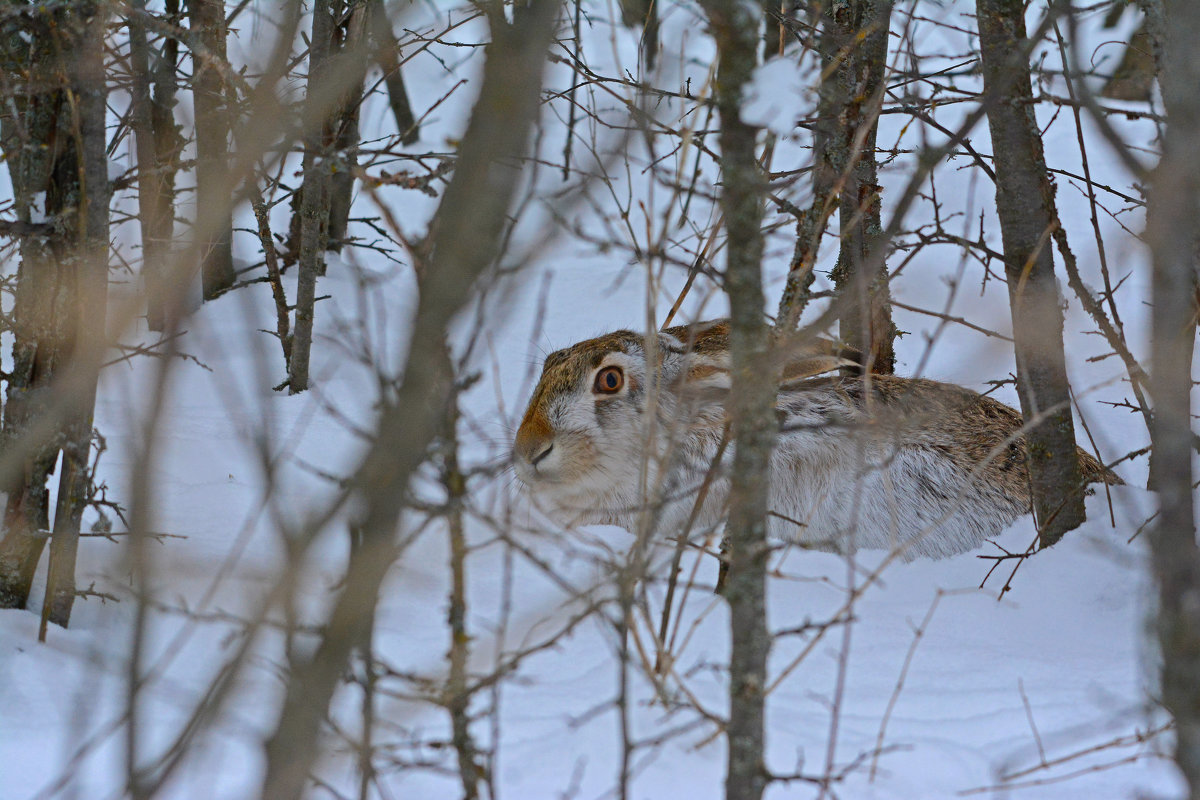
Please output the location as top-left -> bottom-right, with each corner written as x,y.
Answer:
512,319 -> 1116,559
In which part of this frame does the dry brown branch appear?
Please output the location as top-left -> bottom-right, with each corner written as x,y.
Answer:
259,4 -> 561,797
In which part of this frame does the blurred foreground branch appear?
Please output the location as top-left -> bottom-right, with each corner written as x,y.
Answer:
259,3 -> 560,798
1144,0 -> 1200,796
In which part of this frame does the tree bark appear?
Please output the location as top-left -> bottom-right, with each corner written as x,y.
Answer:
1142,0 -> 1200,796
129,0 -> 177,331
258,3 -> 559,796
43,4 -> 110,629
618,0 -> 659,68
188,0 -> 236,300
777,0 -> 896,374
151,1 -> 184,324
366,0 -> 419,145
699,1 -> 772,798
0,1 -> 106,613
326,1 -> 369,253
776,2 -> 839,334
823,0 -> 896,375
286,0 -> 336,394
977,0 -> 1084,546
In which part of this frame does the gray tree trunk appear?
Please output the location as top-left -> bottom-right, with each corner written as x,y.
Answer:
326,1 -> 369,253
286,0 -> 336,394
188,0 -> 236,300
152,1 -> 184,320
977,0 -> 1084,546
1142,0 -> 1200,795
824,0 -> 895,375
617,0 -> 658,68
129,0 -> 178,331
366,0 -> 419,145
700,1 -> 772,798
777,0 -> 896,372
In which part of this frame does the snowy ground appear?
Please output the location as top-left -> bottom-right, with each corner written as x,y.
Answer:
0,2 -> 1187,799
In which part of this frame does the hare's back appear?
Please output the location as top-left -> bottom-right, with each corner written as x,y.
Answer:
776,375 -> 1031,488
873,376 -> 1030,482
770,376 -> 1032,557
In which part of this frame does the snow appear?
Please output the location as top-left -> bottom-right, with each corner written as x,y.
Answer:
0,3 -> 1185,799
743,54 -> 814,135
28,192 -> 46,224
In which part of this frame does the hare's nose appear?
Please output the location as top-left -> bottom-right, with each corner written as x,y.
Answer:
515,410 -> 554,468
531,443 -> 553,467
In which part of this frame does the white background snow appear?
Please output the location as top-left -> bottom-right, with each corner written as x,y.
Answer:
0,2 -> 1183,799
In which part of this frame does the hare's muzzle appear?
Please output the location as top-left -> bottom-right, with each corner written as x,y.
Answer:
513,411 -> 555,482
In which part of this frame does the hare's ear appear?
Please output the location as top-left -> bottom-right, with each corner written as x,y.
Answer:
779,354 -> 858,386
670,351 -> 732,414
656,329 -> 688,357
829,342 -> 864,377
659,319 -> 729,355
778,338 -> 861,386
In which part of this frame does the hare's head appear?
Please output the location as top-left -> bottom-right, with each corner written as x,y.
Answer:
511,321 -> 732,525
511,320 -> 851,527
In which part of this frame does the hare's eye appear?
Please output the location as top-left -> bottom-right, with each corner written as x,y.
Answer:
594,366 -> 624,394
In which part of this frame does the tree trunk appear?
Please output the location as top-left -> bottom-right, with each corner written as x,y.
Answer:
976,0 -> 1084,547
188,0 -> 236,300
0,0 -> 109,618
366,0 -> 419,145
326,1 -> 369,253
776,2 -> 838,333
287,0 -> 337,394
700,1 -> 773,798
1142,0 -> 1200,796
777,0 -> 896,371
440,383 -> 484,800
823,0 -> 896,375
152,1 -> 184,321
618,0 -> 659,68
42,5 -> 110,629
0,4 -> 73,606
129,0 -> 178,332
762,0 -> 785,59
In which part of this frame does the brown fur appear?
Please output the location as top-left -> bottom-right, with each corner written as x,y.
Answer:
812,375 -> 1121,501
